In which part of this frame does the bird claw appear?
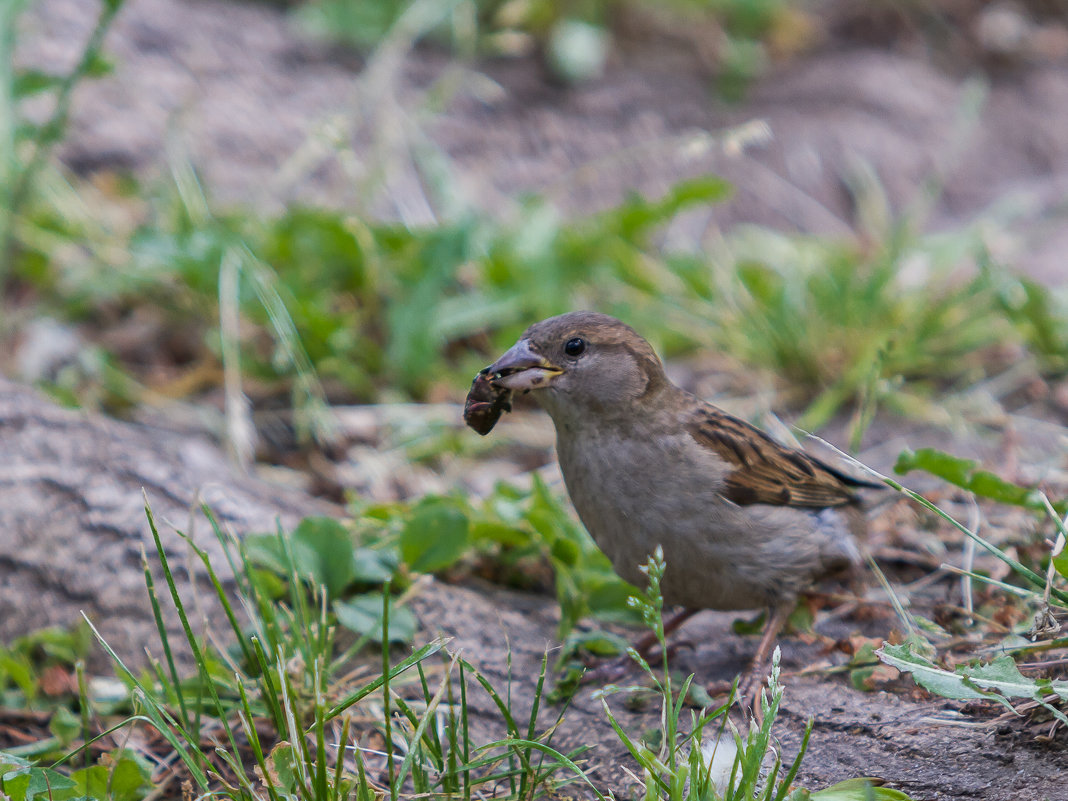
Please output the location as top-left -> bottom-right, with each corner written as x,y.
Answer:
736,670 -> 767,724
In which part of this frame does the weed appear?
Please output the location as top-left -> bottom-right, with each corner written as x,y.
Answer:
1,0 -> 126,280
803,442 -> 1068,723
1,501 -> 917,800
294,0 -> 800,92
6,0 -> 1064,440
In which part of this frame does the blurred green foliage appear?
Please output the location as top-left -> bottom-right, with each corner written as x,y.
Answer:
368,475 -> 642,635
0,750 -> 152,801
293,0 -> 795,89
5,0 -> 1068,436
8,159 -> 1068,434
240,477 -> 639,644
0,625 -> 92,710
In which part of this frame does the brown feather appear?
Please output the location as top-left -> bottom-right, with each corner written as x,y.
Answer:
687,405 -> 874,509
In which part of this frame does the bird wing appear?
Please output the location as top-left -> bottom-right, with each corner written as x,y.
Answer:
687,405 -> 879,508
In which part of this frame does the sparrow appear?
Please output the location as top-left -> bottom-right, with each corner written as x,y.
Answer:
468,311 -> 880,707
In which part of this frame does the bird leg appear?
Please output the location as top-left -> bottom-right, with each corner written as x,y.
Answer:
580,607 -> 699,686
736,602 -> 793,721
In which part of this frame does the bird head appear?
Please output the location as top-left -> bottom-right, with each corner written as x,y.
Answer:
485,312 -> 668,422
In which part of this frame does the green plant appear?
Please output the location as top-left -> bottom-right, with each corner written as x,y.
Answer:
594,549 -> 912,800
0,499 -> 597,801
890,447 -> 1068,608
0,749 -> 152,801
2,494 -> 923,801
1,0 -> 125,279
702,225 -> 1027,435
360,476 -> 642,636
0,625 -> 92,711
878,645 -> 1068,726
809,444 -> 1068,722
293,0 -> 805,94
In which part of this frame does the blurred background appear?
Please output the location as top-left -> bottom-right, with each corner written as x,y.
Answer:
4,0 -> 1068,501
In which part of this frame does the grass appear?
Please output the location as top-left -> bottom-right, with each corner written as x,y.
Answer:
1,446 -> 1061,800
793,440 -> 1068,723
8,138 -> 1068,449
7,2 -> 1067,453
293,0 -> 798,91
0,503 -> 913,801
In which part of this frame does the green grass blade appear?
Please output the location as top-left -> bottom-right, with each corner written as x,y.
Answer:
140,544 -> 189,732
328,640 -> 445,717
392,653 -> 456,794
381,582 -> 397,801
472,738 -> 608,801
460,659 -> 471,801
81,614 -> 210,789
237,682 -> 281,801
181,536 -> 258,666
143,499 -> 247,765
457,658 -> 533,781
772,718 -> 813,801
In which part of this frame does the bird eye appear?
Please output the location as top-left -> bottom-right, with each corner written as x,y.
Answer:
564,337 -> 586,357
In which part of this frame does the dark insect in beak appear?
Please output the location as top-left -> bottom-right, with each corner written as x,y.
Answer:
463,369 -> 513,435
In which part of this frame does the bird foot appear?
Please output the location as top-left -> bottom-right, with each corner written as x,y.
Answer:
736,669 -> 767,724
703,667 -> 770,722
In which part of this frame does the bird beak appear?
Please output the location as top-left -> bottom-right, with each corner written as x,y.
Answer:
485,339 -> 563,391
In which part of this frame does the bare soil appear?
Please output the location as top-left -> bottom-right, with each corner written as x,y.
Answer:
3,376 -> 1068,800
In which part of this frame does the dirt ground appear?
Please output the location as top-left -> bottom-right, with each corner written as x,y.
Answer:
424,579 -> 1068,801
11,0 -> 1068,798
17,0 -> 1068,286
4,372 -> 1068,800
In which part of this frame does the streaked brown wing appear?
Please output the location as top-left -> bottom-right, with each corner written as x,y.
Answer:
687,405 -> 873,508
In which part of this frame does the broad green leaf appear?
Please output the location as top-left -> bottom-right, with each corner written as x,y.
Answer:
585,578 -> 642,625
561,630 -> 628,658
550,535 -> 580,567
894,447 -> 1064,513
1054,550 -> 1068,582
0,751 -> 32,772
3,765 -> 79,801
471,520 -> 531,547
811,778 -> 913,800
400,500 -> 470,573
878,642 -> 1068,724
876,643 -> 987,701
965,654 -> 1068,701
71,765 -> 111,800
894,448 -> 978,486
291,517 -> 358,597
352,546 -> 398,584
102,750 -> 151,801
245,518 -> 364,598
334,594 -> 417,644
0,654 -> 36,702
262,742 -> 301,796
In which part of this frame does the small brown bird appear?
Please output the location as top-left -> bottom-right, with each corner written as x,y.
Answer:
474,311 -> 880,706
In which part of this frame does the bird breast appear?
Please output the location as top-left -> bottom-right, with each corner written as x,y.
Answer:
554,425 -> 859,611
